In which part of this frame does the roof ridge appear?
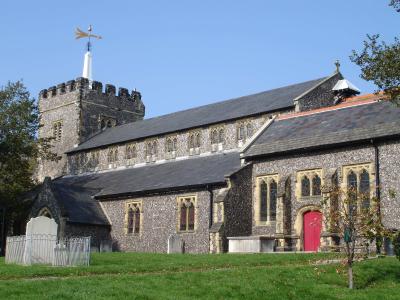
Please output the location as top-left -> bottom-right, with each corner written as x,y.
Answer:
94,76 -> 329,130
277,98 -> 379,121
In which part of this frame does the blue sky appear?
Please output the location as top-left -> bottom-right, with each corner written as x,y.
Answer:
0,1 -> 398,118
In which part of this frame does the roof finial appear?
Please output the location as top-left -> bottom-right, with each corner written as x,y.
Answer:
335,59 -> 341,73
75,25 -> 102,81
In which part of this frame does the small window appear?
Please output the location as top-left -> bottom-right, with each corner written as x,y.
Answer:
347,170 -> 358,213
125,201 -> 142,234
301,176 -> 310,197
246,123 -> 253,138
269,180 -> 277,221
360,169 -> 370,209
211,129 -> 218,144
178,196 -> 196,232
297,169 -> 323,199
259,181 -> 268,222
218,128 -> 224,144
52,121 -> 63,141
312,175 -> 321,196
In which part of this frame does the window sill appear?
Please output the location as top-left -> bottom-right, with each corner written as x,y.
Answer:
255,221 -> 276,227
178,230 -> 196,234
298,195 -> 322,201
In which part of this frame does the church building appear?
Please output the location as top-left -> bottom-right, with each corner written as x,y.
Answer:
28,46 -> 400,253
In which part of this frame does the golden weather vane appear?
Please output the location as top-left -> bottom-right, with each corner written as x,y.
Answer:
75,25 -> 102,51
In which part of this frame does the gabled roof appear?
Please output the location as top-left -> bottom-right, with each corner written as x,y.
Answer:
243,100 -> 400,158
55,152 -> 241,199
67,77 -> 327,153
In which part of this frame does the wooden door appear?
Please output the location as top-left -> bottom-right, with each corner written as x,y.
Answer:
303,211 -> 322,252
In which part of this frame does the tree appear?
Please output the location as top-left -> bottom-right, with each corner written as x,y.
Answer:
0,81 -> 57,254
350,2 -> 400,104
322,186 -> 383,289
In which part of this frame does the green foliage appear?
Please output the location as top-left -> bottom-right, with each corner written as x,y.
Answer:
392,231 -> 400,261
390,0 -> 400,12
0,253 -> 399,299
350,35 -> 400,104
0,81 -> 58,234
350,2 -> 400,104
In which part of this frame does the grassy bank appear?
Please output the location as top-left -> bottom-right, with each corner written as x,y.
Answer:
0,252 -> 398,299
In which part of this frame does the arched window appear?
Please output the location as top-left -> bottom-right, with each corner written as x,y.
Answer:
152,141 -> 157,155
188,203 -> 195,230
134,207 -> 141,234
39,207 -> 52,218
114,149 -> 118,162
246,123 -> 253,138
106,120 -> 112,128
126,202 -> 142,234
127,208 -> 134,234
167,139 -> 173,152
347,170 -> 358,213
178,196 -> 196,231
218,128 -> 224,144
312,175 -> 321,196
211,130 -> 218,144
360,169 -> 370,209
301,176 -> 310,197
269,180 -> 277,221
259,180 -> 268,221
195,133 -> 201,148
238,124 -> 245,141
107,150 -> 114,163
189,134 -> 194,149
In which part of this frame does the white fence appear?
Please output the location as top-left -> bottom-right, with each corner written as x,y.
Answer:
5,235 -> 91,266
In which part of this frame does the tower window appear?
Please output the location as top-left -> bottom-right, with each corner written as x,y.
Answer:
52,120 -> 63,141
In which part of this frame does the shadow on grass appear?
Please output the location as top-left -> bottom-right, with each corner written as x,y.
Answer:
355,258 -> 400,289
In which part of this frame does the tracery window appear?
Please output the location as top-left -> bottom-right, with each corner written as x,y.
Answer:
52,120 -> 63,141
188,131 -> 201,155
125,201 -> 142,234
256,174 -> 279,224
108,148 -> 118,164
177,195 -> 196,232
296,169 -> 323,199
125,144 -> 137,160
343,164 -> 373,212
236,120 -> 254,145
166,136 -> 178,159
210,126 -> 225,151
146,140 -> 158,162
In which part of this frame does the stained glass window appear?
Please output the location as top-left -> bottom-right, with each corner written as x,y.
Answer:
301,176 -> 310,197
312,175 -> 321,196
269,180 -> 277,221
260,180 -> 268,221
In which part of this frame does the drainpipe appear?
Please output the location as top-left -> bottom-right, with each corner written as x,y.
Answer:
372,139 -> 382,254
207,185 -> 213,229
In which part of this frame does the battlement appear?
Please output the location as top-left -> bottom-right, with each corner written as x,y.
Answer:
39,77 -> 143,104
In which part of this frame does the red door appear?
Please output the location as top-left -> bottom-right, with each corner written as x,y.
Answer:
303,211 -> 322,252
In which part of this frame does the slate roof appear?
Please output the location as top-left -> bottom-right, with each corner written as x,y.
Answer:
51,181 -> 109,226
54,151 -> 240,204
67,77 -> 327,153
243,101 -> 400,158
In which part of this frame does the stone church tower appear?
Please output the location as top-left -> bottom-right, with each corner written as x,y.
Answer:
36,78 -> 145,181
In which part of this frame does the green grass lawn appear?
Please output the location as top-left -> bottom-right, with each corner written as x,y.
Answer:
0,252 -> 398,299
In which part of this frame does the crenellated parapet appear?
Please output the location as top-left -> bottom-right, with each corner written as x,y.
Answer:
39,77 -> 144,109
